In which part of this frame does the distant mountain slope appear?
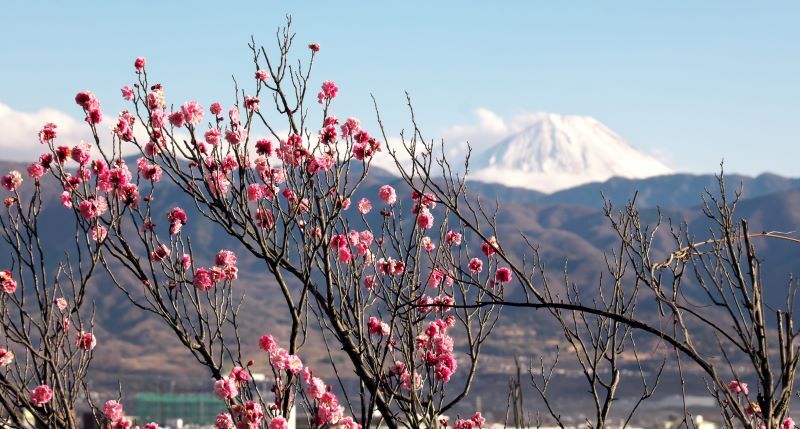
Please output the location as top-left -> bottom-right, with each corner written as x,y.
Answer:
468,113 -> 673,192
465,172 -> 800,208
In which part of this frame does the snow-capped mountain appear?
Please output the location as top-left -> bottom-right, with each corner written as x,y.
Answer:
468,113 -> 673,193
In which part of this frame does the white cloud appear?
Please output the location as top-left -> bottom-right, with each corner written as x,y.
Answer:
0,102 -> 95,162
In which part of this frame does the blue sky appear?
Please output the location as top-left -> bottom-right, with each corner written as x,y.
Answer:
2,2 -> 798,176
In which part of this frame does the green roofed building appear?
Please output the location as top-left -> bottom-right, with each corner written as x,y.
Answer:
133,393 -> 220,425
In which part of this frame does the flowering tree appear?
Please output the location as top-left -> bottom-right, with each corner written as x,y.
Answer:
7,19 -> 498,429
399,123 -> 800,429
5,15 -> 799,429
0,168 -> 100,427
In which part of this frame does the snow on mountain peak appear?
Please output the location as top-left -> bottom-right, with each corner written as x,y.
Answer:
468,113 -> 673,193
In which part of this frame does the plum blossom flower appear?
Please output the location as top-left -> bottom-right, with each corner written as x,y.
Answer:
1,171 -> 22,192
121,85 -> 134,101
38,122 -> 57,143
0,348 -> 14,366
309,43 -> 320,52
167,207 -> 187,235
181,101 -> 204,125
317,80 -> 338,104
1,270 -> 17,294
205,129 -> 222,145
259,334 -> 278,353
255,70 -> 270,81
416,207 -> 434,230
728,380 -> 748,395
269,416 -> 288,429
214,377 -> 238,400
215,413 -> 235,429
357,198 -> 372,214
149,244 -> 171,262
244,96 -> 260,111
481,236 -> 500,256
103,400 -> 124,421
76,331 -> 97,351
378,185 -> 396,205
30,385 -> 53,407
27,163 -> 45,181
445,231 -> 462,246
193,268 -> 215,291
55,297 -> 68,311
134,57 -> 146,72
495,267 -> 512,283
368,316 -> 390,336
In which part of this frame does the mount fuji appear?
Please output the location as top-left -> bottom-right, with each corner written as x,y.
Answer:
467,113 -> 673,193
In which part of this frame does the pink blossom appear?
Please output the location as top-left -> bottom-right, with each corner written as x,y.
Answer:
255,208 -> 275,229
0,348 -> 14,366
783,418 -> 796,429
481,236 -> 500,256
364,275 -> 377,290
215,413 -> 235,429
495,267 -> 512,283
728,380 -> 749,395
338,247 -> 352,263
317,80 -> 339,104
421,236 -> 436,253
357,198 -> 372,214
103,400 -> 124,421
71,142 -> 91,165
38,122 -> 57,143
287,355 -> 303,374
181,254 -> 191,270
167,207 -> 187,235
79,197 -> 108,220
255,139 -> 273,156
247,184 -> 264,201
75,91 -> 100,110
368,316 -> 390,336
76,331 -> 97,350
259,334 -> 277,352
416,207 -> 434,230
121,85 -> 134,101
29,385 -> 53,407
339,417 -> 361,429
1,171 -> 22,192
378,185 -> 396,205
149,244 -> 171,262
471,412 -> 486,427
224,127 -> 247,145
269,416 -> 288,429
134,57 -> 146,72
61,191 -> 72,208
210,103 -> 222,116
91,225 -> 107,243
214,377 -> 239,400
229,366 -> 249,385
27,163 -> 45,181
55,297 -> 68,311
244,96 -> 260,111
255,70 -> 270,81
168,111 -> 185,128
205,128 -> 221,145
1,271 -> 18,293
445,231 -> 462,246
309,43 -> 320,52
193,268 -> 215,291
181,101 -> 204,126
341,117 -> 360,138
215,250 -> 237,268
306,376 -> 326,400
